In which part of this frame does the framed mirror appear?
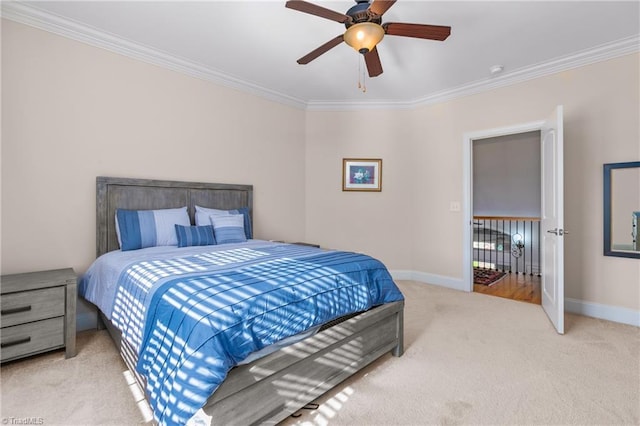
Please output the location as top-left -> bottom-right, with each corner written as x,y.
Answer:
604,161 -> 640,258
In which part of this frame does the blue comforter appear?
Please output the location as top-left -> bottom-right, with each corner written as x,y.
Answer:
80,241 -> 403,425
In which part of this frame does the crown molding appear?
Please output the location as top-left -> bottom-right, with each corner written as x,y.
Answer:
1,1 -> 308,110
308,34 -> 640,111
2,1 -> 638,112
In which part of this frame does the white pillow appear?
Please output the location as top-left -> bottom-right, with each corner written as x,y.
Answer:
195,205 -> 253,239
195,205 -> 231,226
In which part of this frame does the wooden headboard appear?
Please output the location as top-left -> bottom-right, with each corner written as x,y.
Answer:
96,177 -> 253,257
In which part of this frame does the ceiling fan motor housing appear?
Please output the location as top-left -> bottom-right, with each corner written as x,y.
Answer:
345,0 -> 382,28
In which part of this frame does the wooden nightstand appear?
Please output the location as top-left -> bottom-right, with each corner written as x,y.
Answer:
1,268 -> 77,362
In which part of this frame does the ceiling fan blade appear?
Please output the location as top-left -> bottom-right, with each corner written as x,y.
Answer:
285,0 -> 351,23
369,0 -> 397,17
364,46 -> 383,77
297,34 -> 345,64
383,22 -> 451,41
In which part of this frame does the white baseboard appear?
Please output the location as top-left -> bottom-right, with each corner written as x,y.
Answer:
390,270 -> 639,327
565,298 -> 640,327
390,270 -> 467,292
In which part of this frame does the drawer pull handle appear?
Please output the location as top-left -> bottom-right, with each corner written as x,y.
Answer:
1,337 -> 31,348
1,306 -> 32,316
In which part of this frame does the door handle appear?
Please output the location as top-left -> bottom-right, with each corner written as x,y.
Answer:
547,228 -> 569,236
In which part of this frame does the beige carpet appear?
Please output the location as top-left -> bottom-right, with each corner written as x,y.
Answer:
1,281 -> 638,425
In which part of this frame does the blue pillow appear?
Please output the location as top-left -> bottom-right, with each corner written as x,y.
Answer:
234,207 -> 253,239
209,214 -> 247,244
195,205 -> 253,239
115,207 -> 190,251
175,224 -> 216,248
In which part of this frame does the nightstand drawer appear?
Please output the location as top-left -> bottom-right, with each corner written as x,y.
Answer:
1,286 -> 65,327
1,317 -> 64,362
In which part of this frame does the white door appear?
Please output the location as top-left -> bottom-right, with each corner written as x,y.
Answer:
541,105 -> 565,334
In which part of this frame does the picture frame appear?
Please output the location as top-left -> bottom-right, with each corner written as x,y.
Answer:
342,158 -> 382,192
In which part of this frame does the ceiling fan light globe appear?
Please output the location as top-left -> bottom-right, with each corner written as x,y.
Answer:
344,22 -> 384,54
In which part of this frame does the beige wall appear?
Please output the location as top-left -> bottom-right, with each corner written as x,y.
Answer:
1,19 -> 307,277
304,110 -> 415,269
3,19 -> 639,318
306,53 -> 640,312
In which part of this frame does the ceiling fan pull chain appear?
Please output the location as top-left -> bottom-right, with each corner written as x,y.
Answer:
357,55 -> 361,89
362,56 -> 367,92
357,54 -> 363,90
358,54 -> 367,93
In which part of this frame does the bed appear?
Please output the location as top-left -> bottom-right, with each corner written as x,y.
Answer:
83,176 -> 405,426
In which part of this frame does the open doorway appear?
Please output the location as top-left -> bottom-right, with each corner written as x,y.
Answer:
462,106 -> 566,334
471,131 -> 542,305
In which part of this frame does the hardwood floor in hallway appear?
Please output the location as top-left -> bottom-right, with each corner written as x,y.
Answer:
474,271 -> 542,304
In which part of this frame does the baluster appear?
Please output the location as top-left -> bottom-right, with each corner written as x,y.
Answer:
508,220 -> 512,273
476,220 -> 479,269
529,220 -> 533,275
522,220 -> 527,275
515,221 -> 520,274
501,219 -> 505,272
493,219 -> 497,270
537,220 -> 541,276
482,220 -> 486,269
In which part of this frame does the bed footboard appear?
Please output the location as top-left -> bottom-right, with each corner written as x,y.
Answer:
101,300 -> 404,425
203,300 -> 404,425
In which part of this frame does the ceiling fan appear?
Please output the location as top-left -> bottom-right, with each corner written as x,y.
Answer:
285,0 -> 451,77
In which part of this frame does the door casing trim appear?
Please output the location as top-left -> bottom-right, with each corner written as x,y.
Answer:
462,120 -> 545,292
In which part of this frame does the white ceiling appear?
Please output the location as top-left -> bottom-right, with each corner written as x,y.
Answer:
3,1 -> 639,109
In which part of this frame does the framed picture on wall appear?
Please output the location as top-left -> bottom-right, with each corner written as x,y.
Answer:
342,158 -> 382,192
